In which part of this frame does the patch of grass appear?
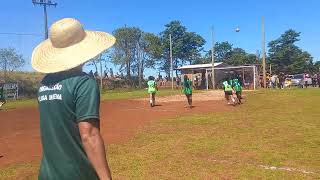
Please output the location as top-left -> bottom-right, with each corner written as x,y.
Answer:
3,99 -> 38,110
2,88 -> 185,109
0,163 -> 39,180
101,88 -> 184,101
106,88 -> 320,179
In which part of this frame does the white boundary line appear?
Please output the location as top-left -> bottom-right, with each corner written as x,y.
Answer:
209,159 -> 317,175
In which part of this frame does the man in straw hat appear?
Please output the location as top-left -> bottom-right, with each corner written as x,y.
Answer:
32,18 -> 115,180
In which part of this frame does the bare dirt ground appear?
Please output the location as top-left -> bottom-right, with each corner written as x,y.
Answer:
0,92 -> 227,168
137,90 -> 224,103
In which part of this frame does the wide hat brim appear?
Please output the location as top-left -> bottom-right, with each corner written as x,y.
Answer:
31,31 -> 115,73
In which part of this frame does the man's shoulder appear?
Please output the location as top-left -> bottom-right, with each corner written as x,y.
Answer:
42,72 -> 92,85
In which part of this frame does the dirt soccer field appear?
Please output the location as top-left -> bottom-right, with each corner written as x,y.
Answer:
1,89 -> 319,179
0,91 -> 226,168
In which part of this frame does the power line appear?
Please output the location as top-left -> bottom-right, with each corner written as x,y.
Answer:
0,32 -> 43,37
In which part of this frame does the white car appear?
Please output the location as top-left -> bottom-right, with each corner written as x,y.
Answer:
290,74 -> 312,86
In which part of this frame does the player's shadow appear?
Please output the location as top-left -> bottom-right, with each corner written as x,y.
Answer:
184,105 -> 196,109
154,104 -> 162,107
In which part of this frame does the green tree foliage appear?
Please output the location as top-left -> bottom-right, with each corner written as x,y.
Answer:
214,41 -> 233,62
314,61 -> 320,72
268,29 -> 313,74
111,27 -> 160,78
0,48 -> 25,72
158,21 -> 205,75
139,33 -> 162,70
112,27 -> 142,77
225,48 -> 247,65
198,42 -> 259,65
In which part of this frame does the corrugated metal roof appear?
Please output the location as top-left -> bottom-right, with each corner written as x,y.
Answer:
176,62 -> 224,70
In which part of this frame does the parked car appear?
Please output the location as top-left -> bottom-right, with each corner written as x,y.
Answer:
290,74 -> 312,86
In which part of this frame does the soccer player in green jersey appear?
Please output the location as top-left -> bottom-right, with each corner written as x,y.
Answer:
182,75 -> 193,108
233,78 -> 242,104
147,76 -> 158,107
223,79 -> 235,105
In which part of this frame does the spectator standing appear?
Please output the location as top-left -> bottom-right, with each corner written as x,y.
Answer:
303,73 -> 309,88
318,72 -> 320,88
312,74 -> 318,87
279,73 -> 285,89
31,18 -> 113,180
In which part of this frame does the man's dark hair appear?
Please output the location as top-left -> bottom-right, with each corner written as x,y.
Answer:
184,75 -> 188,82
148,76 -> 155,81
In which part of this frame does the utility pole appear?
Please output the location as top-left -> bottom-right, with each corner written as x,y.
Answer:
169,34 -> 174,90
137,41 -> 142,88
211,26 -> 215,89
32,0 -> 57,39
262,16 -> 266,88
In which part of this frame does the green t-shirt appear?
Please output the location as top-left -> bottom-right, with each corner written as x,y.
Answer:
183,79 -> 192,95
234,82 -> 242,92
233,79 -> 242,92
38,72 -> 100,180
147,80 -> 156,93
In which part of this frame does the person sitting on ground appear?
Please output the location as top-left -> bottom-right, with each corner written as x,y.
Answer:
182,75 -> 193,108
147,76 -> 158,107
31,18 -> 114,180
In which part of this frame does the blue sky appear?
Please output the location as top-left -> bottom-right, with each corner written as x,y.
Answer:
0,0 -> 319,74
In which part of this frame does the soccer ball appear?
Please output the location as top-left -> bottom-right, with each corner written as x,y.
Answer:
235,27 -> 240,32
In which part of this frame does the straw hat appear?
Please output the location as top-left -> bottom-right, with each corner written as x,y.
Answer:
32,18 -> 116,73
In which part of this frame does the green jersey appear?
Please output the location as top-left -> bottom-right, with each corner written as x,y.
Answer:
183,79 -> 192,95
147,80 -> 157,93
38,72 -> 99,180
233,79 -> 242,92
223,81 -> 233,92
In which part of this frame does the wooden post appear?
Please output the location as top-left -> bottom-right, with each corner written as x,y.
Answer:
262,16 -> 266,88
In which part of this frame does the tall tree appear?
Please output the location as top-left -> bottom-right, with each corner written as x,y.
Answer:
214,41 -> 233,62
0,48 -> 25,73
159,20 -> 205,76
183,32 -> 206,65
268,29 -> 313,74
112,27 -> 142,78
141,32 -> 163,71
111,26 -> 161,80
